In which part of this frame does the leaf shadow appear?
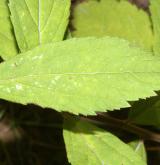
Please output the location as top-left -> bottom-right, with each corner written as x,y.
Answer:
62,112 -> 106,135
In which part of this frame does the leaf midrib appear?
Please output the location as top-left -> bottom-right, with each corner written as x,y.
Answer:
0,71 -> 160,82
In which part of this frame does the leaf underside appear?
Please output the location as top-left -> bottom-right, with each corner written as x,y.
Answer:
63,116 -> 146,165
0,37 -> 160,115
0,0 -> 18,60
9,0 -> 71,52
72,0 -> 153,50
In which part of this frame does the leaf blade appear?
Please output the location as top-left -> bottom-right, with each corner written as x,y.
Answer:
0,0 -> 18,60
0,37 -> 160,115
128,140 -> 147,162
72,0 -> 153,50
9,0 -> 71,52
63,116 -> 146,165
150,0 -> 160,55
129,95 -> 160,126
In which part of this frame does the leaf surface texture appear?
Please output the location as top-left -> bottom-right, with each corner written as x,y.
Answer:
129,140 -> 147,162
9,0 -> 71,52
0,0 -> 18,60
63,116 -> 146,165
72,0 -> 153,50
0,37 -> 160,115
150,0 -> 160,55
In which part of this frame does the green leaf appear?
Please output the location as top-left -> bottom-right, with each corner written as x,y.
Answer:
63,116 -> 146,165
0,37 -> 160,115
127,0 -> 160,123
129,95 -> 160,126
9,0 -> 71,52
150,0 -> 160,55
0,0 -> 18,60
128,140 -> 147,162
72,0 -> 153,50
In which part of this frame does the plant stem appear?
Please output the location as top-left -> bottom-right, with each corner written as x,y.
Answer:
81,113 -> 160,143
